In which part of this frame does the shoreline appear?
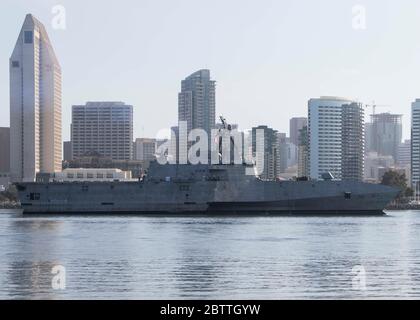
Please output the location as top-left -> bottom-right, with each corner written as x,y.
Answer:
386,204 -> 420,211
0,202 -> 20,209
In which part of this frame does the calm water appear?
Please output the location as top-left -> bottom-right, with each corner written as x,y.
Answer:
1,209 -> 420,300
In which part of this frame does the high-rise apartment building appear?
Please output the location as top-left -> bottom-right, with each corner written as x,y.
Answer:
178,69 -> 216,137
411,100 -> 420,189
297,126 -> 309,178
290,117 -> 308,146
10,14 -> 62,182
71,102 -> 133,161
341,103 -> 365,181
365,122 -> 373,153
252,126 -> 280,180
285,140 -> 298,168
276,133 -> 288,174
308,97 -> 364,181
368,113 -> 402,161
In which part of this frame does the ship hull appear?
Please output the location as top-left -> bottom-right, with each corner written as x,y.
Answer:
15,163 -> 399,215
15,178 -> 398,216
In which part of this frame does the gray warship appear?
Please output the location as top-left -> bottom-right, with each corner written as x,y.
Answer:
15,118 -> 399,215
16,161 -> 399,215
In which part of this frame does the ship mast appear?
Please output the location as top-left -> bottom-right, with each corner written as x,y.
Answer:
216,116 -> 238,164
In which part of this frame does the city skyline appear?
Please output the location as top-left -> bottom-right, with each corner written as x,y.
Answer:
1,0 -> 419,142
1,12 -> 413,186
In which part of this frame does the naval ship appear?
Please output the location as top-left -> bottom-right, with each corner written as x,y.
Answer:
16,161 -> 398,215
15,118 -> 399,215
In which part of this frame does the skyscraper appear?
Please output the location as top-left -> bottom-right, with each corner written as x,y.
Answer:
308,97 -> 364,181
0,127 -> 10,173
71,102 -> 133,161
276,132 -> 288,174
341,103 -> 365,181
297,126 -> 309,178
63,141 -> 72,162
369,113 -> 403,161
364,122 -> 373,153
178,69 -> 216,137
289,117 -> 308,146
10,14 -> 62,182
411,100 -> 420,190
252,125 -> 280,180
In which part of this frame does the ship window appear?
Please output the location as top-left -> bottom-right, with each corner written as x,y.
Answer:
82,185 -> 89,192
179,185 -> 190,191
344,192 -> 352,199
12,61 -> 19,68
30,193 -> 40,200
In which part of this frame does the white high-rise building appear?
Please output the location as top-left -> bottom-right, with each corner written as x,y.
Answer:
308,97 -> 364,181
411,100 -> 420,190
10,14 -> 62,182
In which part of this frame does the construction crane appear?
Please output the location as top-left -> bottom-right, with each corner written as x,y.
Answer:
365,101 -> 391,116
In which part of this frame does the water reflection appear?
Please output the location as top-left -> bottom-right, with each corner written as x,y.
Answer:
6,260 -> 60,299
2,217 -> 66,299
1,211 -> 420,299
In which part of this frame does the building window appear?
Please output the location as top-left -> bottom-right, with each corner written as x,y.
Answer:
12,61 -> 20,68
24,31 -> 33,44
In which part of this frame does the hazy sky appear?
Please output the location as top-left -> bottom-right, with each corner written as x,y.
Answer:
0,0 -> 419,141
